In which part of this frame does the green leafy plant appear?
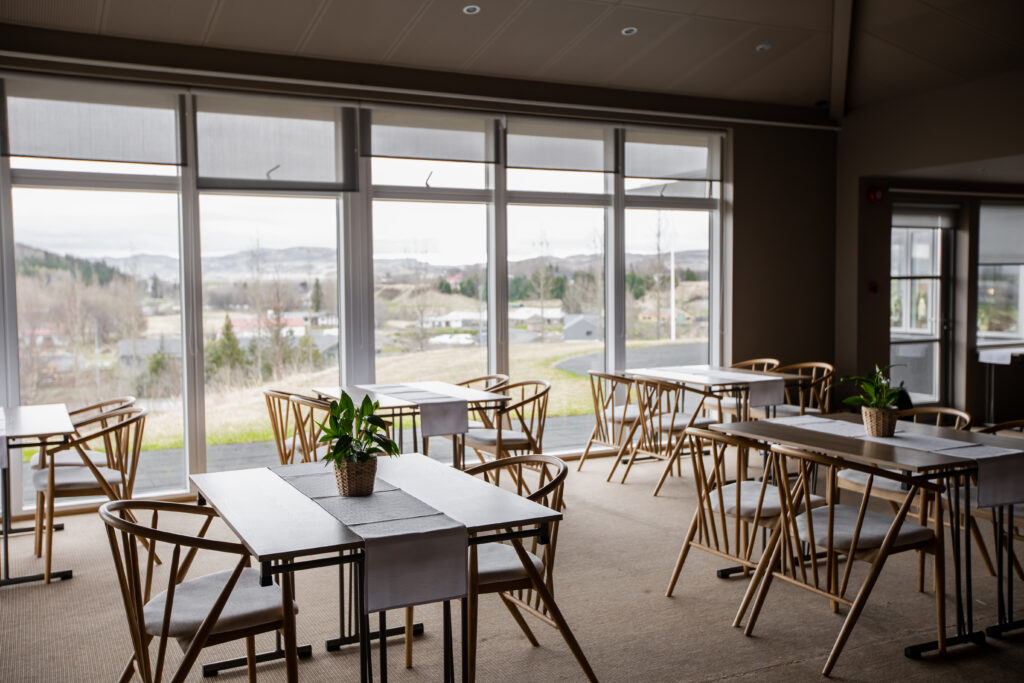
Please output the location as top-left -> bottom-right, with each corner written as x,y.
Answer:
835,364 -> 904,410
318,393 -> 400,465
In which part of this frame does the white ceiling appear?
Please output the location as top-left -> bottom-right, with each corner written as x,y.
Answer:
1,0 -> 1022,114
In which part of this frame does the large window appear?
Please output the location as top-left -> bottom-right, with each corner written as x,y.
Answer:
977,204 -> 1024,346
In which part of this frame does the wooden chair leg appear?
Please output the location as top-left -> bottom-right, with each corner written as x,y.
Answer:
822,550 -> 896,676
246,636 -> 257,683
34,491 -> 44,558
404,606 -> 414,669
617,444 -> 642,485
736,526 -> 782,630
576,426 -> 598,472
652,456 -> 676,497
666,513 -> 699,597
499,594 -> 539,646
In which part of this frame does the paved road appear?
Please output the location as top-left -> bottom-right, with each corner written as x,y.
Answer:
556,340 -> 708,376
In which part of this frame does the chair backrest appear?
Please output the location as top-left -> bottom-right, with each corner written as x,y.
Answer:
100,499 -> 251,683
464,455 -> 567,598
51,407 -> 147,498
766,444 -> 941,605
290,394 -> 331,462
684,427 -> 776,565
69,396 -> 137,428
632,378 -> 718,457
897,406 -> 972,430
775,362 -> 835,413
731,358 -> 781,372
458,374 -> 510,428
265,389 -> 298,465
586,371 -> 636,448
497,380 -> 550,453
977,419 -> 1024,435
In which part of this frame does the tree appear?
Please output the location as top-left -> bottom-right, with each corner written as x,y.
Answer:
459,277 -> 478,298
311,278 -> 323,312
206,315 -> 248,385
437,278 -> 452,294
508,275 -> 532,301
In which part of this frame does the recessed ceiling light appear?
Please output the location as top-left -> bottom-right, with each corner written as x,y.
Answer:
621,26 -> 639,36
463,5 -> 481,14
755,43 -> 772,53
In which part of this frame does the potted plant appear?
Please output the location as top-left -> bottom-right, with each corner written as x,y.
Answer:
836,364 -> 904,437
318,392 -> 400,496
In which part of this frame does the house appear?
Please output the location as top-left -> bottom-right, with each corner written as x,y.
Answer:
563,314 -> 602,341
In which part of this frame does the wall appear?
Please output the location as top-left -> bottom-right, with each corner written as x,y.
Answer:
730,124 -> 837,365
835,69 -> 1024,414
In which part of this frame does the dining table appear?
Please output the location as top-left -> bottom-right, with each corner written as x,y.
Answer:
711,412 -> 1024,658
314,382 -> 509,469
191,452 -> 591,682
0,403 -> 75,587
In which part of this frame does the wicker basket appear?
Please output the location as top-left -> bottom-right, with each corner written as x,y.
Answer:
862,406 -> 898,438
333,458 -> 377,497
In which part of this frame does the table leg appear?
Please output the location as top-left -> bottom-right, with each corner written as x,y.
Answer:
280,561 -> 299,683
987,504 -> 1024,638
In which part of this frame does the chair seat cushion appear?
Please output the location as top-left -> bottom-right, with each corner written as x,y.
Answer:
32,465 -> 121,492
836,468 -> 908,494
609,405 -> 641,423
30,448 -> 107,469
795,504 -> 934,552
475,543 -> 545,586
144,568 -> 292,639
464,428 -> 531,448
710,482 -> 825,519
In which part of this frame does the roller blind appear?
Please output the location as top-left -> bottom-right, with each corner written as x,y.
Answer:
367,108 -> 496,163
4,77 -> 180,165
979,204 -> 1024,265
506,118 -> 615,172
624,128 -> 720,180
196,94 -> 354,189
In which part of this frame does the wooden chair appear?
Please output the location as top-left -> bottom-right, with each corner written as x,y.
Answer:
34,407 -> 147,583
713,358 -> 781,421
100,499 -> 295,683
977,419 -> 1024,436
289,393 -> 331,463
665,428 -> 825,596
607,377 -> 716,496
736,444 -> 945,676
576,371 -> 638,472
462,455 -> 594,682
897,406 -> 972,430
264,389 -> 299,465
464,380 -> 549,466
423,373 -> 509,456
759,361 -> 834,418
29,396 -> 137,468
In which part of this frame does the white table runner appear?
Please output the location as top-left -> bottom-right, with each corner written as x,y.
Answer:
766,416 -> 1024,506
360,383 -> 469,437
272,465 -> 468,613
637,366 -> 785,408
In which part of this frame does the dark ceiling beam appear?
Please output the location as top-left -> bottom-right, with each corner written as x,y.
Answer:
829,0 -> 855,122
0,23 -> 834,129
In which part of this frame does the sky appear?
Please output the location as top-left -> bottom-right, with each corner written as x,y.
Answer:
10,157 -> 710,267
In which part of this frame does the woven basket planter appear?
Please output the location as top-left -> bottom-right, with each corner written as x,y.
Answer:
333,457 -> 377,497
862,406 -> 898,438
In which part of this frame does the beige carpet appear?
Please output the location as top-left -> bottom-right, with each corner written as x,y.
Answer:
2,457 -> 1023,682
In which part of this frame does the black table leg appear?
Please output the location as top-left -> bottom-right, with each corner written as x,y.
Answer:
443,600 -> 454,683
379,612 -> 388,683
987,504 -> 1024,638
0,459 -> 73,587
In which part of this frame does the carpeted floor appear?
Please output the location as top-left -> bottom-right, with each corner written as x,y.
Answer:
2,456 -> 1023,682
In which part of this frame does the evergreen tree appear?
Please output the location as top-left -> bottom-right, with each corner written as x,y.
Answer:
311,278 -> 323,312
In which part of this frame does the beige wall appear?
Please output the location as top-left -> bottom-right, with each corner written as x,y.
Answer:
835,69 -> 1024,412
730,124 -> 837,365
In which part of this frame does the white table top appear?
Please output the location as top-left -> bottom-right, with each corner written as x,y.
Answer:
314,381 -> 509,408
626,364 -> 806,388
1,404 -> 74,470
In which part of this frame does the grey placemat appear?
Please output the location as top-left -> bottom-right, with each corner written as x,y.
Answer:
282,472 -> 396,498
315,488 -> 441,525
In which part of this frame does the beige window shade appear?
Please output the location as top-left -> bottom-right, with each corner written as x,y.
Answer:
506,118 -> 615,172
368,108 -> 496,163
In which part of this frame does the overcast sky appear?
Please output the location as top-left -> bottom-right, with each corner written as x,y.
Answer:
11,159 -> 710,267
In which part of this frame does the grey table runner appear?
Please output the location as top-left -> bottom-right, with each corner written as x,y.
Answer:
272,464 -> 468,612
362,383 -> 469,437
766,415 -> 1024,506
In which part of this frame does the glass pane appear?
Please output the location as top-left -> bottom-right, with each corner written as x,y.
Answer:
624,128 -> 720,180
890,228 -> 908,277
506,119 -> 614,172
624,209 -> 711,370
506,168 -> 607,194
10,156 -> 180,176
196,95 -> 346,184
369,108 -> 495,163
507,205 -> 605,450
890,342 -> 939,404
978,264 -> 1023,343
910,228 -> 938,276
6,77 -> 180,165
624,178 -> 718,199
200,194 -> 341,472
890,280 -> 908,330
372,158 -> 487,189
13,187 -> 186,503
373,201 -> 488,383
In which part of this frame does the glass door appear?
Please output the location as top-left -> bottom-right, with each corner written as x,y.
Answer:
888,207 -> 954,404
